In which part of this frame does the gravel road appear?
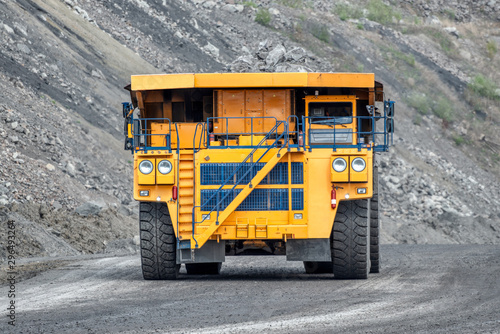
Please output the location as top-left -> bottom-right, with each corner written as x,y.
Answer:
3,245 -> 500,333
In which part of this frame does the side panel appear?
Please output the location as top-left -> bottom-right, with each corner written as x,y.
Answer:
306,152 -> 336,238
216,90 -> 245,135
177,240 -> 225,264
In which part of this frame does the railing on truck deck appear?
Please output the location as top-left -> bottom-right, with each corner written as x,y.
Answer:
206,116 -> 285,148
123,102 -> 394,153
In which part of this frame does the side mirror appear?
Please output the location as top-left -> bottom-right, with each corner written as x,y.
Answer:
385,100 -> 395,117
386,118 -> 394,133
122,102 -> 132,118
133,119 -> 143,147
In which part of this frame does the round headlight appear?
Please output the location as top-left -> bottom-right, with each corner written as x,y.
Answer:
158,160 -> 172,175
351,158 -> 366,172
332,158 -> 347,172
139,160 -> 153,175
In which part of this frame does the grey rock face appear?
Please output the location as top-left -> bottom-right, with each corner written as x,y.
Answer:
75,201 -> 106,217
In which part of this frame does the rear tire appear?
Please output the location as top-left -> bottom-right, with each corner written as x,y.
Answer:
140,202 -> 179,280
332,200 -> 369,279
303,261 -> 333,274
185,262 -> 222,275
370,165 -> 380,273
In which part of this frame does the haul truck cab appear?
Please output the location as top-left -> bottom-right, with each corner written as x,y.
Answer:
122,72 -> 394,280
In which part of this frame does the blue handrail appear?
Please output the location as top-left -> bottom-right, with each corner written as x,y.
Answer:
191,121 -> 288,231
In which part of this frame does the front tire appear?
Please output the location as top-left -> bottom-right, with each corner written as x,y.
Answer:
332,200 -> 369,279
140,202 -> 179,280
370,165 -> 380,273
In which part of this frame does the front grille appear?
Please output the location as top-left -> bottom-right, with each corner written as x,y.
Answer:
201,188 -> 303,211
291,189 -> 304,210
200,162 -> 304,185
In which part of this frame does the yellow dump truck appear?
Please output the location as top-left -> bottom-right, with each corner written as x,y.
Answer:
122,72 -> 394,279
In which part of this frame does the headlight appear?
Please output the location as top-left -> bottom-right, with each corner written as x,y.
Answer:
139,160 -> 154,175
332,158 -> 347,172
351,158 -> 366,172
158,160 -> 172,174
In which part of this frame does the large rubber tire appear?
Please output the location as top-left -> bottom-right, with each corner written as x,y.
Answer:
303,261 -> 333,274
370,165 -> 380,273
332,200 -> 369,279
185,263 -> 222,275
140,202 -> 179,280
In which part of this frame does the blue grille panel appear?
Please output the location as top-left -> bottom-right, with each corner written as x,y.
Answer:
201,189 -> 291,211
292,189 -> 304,211
291,162 -> 303,184
200,162 -> 304,185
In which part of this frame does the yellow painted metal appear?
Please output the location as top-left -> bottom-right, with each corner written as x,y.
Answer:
349,156 -> 368,183
307,73 -> 374,88
238,135 -> 266,146
156,159 -> 175,185
131,72 -> 376,91
197,224 -> 308,240
136,158 -> 155,185
150,122 -> 204,149
331,156 -> 349,182
306,152 -> 336,238
127,123 -> 132,139
177,152 -> 195,241
196,72 -> 308,88
214,89 -> 292,135
150,122 -> 170,147
131,73 -> 195,91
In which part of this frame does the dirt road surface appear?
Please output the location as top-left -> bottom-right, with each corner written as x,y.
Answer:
3,245 -> 500,333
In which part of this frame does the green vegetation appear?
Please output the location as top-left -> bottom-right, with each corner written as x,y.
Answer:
443,9 -> 456,21
433,97 -> 454,122
407,93 -> 430,115
381,45 -> 416,68
357,23 -> 364,30
452,133 -> 465,146
311,24 -> 329,43
468,74 -> 500,100
413,114 -> 422,126
487,40 -> 497,59
424,27 -> 456,56
242,1 -> 257,8
404,26 -> 456,57
367,0 -> 401,25
255,8 -> 271,26
333,3 -> 363,21
279,0 -> 303,9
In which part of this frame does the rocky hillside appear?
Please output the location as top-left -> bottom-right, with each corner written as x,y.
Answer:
1,0 -> 499,261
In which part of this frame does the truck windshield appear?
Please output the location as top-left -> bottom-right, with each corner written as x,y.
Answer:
309,102 -> 353,125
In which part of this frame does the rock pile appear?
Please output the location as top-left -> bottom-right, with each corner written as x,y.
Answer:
228,40 -> 312,72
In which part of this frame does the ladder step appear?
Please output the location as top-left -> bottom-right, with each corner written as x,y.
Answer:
179,198 -> 193,206
179,207 -> 193,214
179,171 -> 193,178
179,188 -> 194,196
179,180 -> 193,187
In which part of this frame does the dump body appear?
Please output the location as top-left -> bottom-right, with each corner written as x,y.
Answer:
124,72 -> 394,279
